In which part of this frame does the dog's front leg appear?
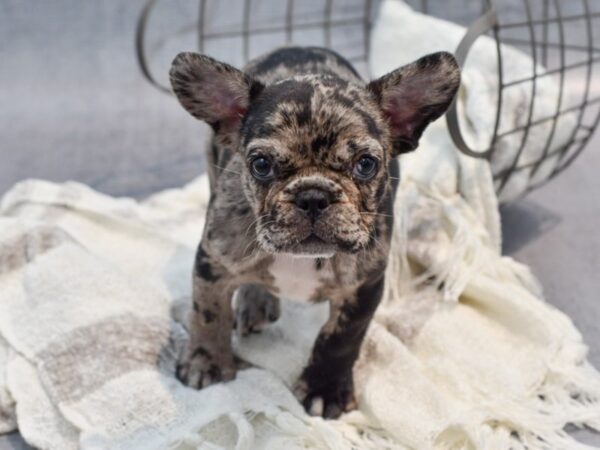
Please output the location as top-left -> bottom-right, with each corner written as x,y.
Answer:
177,244 -> 237,389
295,274 -> 385,418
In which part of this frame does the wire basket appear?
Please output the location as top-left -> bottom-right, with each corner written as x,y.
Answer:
136,0 -> 600,201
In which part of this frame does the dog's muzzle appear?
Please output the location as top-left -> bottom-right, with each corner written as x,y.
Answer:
294,188 -> 335,221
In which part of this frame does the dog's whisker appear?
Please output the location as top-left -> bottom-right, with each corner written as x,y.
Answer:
243,214 -> 271,238
360,212 -> 393,218
244,220 -> 277,254
242,236 -> 261,259
212,164 -> 242,176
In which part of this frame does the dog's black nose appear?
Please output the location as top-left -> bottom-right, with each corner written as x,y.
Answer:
295,189 -> 331,219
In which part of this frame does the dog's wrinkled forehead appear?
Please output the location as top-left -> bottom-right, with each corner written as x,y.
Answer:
240,75 -> 387,166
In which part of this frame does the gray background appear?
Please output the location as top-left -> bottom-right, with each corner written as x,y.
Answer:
0,0 -> 598,448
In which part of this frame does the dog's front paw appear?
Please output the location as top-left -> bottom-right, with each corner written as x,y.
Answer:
233,284 -> 280,337
293,375 -> 356,419
176,345 -> 236,389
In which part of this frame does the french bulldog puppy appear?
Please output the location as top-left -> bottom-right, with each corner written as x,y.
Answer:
170,46 -> 460,418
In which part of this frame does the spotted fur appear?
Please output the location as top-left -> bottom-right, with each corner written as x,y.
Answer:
170,46 -> 460,418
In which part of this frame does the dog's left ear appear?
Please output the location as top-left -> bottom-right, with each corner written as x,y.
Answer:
368,52 -> 460,155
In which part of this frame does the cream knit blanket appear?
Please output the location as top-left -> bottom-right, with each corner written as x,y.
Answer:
0,135 -> 599,449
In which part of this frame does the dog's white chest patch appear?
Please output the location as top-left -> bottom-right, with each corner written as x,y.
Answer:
269,254 -> 331,302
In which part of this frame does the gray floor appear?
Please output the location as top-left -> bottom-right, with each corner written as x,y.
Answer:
0,0 -> 598,448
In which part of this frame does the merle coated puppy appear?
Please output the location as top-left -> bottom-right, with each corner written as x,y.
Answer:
170,46 -> 460,418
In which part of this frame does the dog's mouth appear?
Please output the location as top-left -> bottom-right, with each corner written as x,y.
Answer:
257,204 -> 368,256
284,233 -> 337,258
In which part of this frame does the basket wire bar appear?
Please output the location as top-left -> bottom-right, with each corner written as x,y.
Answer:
187,18 -> 366,40
496,0 -> 538,194
500,11 -> 600,29
541,0 -> 549,65
197,0 -> 206,53
135,0 -> 171,94
324,0 -> 333,47
530,0 -> 565,179
136,0 -> 600,199
242,0 -> 251,61
502,56 -> 600,88
364,0 -> 374,63
489,6 -> 504,166
286,0 -> 294,44
501,39 -> 600,53
495,97 -> 600,139
445,2 -> 499,159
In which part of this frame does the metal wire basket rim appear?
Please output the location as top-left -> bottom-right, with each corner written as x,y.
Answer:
135,0 -> 600,201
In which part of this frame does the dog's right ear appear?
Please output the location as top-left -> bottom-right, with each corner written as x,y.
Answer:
169,52 -> 263,132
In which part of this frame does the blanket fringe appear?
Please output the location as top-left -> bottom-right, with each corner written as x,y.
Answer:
385,181 -> 600,449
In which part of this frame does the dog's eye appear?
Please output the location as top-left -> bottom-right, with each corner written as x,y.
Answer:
250,156 -> 275,180
353,155 -> 379,180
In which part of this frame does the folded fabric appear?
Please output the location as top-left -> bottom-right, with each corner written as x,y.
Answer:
370,0 -> 578,203
0,336 -> 15,434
